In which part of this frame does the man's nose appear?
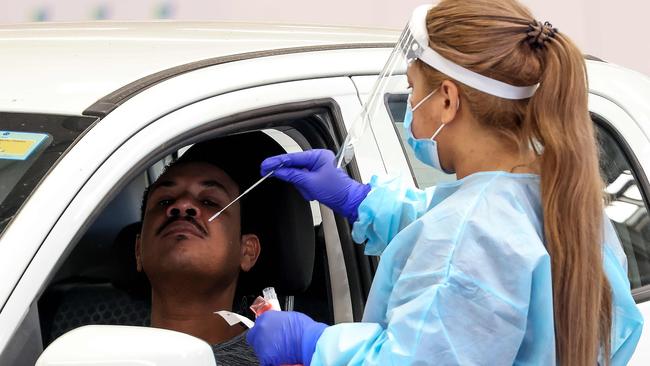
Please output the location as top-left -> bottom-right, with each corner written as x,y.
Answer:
166,196 -> 201,218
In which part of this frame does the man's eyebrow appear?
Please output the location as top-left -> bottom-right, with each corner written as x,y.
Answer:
147,179 -> 231,197
201,180 -> 230,194
148,180 -> 176,195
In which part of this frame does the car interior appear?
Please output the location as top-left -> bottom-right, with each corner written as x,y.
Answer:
36,128 -> 336,348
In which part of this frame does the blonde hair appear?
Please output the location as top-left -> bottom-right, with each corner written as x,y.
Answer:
420,0 -> 611,364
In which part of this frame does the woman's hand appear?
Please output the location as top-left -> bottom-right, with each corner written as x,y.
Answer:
261,149 -> 370,222
246,311 -> 327,366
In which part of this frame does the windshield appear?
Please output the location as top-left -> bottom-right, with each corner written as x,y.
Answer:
0,112 -> 96,235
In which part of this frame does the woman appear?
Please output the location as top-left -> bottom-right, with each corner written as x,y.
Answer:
246,0 -> 643,365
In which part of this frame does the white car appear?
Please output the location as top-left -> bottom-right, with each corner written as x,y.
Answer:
0,22 -> 648,365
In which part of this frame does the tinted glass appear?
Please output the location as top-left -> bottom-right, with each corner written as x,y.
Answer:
0,112 -> 96,235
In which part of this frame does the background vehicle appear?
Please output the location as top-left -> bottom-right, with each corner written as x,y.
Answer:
0,22 -> 648,365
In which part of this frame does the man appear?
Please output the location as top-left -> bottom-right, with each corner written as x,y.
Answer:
135,133 -> 280,365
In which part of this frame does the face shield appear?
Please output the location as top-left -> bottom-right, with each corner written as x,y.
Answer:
336,4 -> 538,168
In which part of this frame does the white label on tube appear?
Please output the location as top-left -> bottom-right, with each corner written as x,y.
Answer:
214,311 -> 255,329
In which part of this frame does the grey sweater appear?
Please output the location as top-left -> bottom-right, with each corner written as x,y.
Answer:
211,330 -> 259,365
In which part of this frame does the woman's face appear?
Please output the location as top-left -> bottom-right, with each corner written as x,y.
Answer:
406,63 -> 445,139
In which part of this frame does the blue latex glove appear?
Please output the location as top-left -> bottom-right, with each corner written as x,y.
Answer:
261,149 -> 371,222
246,311 -> 327,366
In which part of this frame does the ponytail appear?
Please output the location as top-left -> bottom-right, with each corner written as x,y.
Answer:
525,33 -> 612,365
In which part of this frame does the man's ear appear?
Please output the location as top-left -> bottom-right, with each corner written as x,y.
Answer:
240,234 -> 261,272
135,234 -> 143,272
440,80 -> 461,124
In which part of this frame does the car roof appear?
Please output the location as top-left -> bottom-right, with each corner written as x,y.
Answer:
587,60 -> 650,139
0,21 -> 398,115
2,22 -> 648,139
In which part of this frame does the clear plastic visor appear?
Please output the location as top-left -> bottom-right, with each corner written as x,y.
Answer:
335,25 -> 419,168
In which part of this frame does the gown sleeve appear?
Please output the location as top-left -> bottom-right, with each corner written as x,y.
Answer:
351,175 -> 435,255
602,217 -> 644,365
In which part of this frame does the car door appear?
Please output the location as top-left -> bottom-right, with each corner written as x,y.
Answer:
0,46 -> 390,363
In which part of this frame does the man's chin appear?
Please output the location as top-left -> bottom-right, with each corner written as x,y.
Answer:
153,252 -> 212,277
154,237 -> 209,264
169,233 -> 198,241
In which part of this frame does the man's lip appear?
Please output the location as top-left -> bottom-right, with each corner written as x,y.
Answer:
160,221 -> 205,238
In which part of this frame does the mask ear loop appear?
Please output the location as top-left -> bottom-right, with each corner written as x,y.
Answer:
430,123 -> 446,141
429,92 -> 460,141
411,88 -> 438,111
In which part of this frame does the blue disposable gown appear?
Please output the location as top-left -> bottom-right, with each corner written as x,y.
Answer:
311,172 -> 643,365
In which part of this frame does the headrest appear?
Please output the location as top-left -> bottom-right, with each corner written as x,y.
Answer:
120,132 -> 315,296
111,222 -> 149,298
176,132 -> 281,193
237,176 -> 315,295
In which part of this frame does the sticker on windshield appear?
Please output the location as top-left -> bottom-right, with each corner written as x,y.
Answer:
0,131 -> 49,161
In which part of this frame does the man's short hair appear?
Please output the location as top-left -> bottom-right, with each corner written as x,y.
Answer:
140,132 -> 286,235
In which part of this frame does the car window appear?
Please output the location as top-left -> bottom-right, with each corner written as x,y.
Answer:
385,94 -> 456,188
0,113 -> 96,235
597,119 -> 650,290
37,127 -> 335,348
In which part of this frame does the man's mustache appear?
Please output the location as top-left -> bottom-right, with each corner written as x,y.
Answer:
156,216 -> 208,236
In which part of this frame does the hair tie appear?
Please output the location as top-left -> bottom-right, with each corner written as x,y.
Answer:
527,20 -> 558,49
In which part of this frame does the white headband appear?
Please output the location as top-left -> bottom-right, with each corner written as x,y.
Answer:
409,4 -> 538,100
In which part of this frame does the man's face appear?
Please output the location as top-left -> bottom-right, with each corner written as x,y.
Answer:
136,162 -> 259,288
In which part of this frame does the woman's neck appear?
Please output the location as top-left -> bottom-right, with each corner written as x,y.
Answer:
449,126 -> 539,179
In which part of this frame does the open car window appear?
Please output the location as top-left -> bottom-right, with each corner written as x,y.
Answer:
37,127 -> 335,347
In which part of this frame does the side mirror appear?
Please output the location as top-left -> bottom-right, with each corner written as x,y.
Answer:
36,325 -> 217,366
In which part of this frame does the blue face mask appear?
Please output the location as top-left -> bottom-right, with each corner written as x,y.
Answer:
403,88 -> 454,173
